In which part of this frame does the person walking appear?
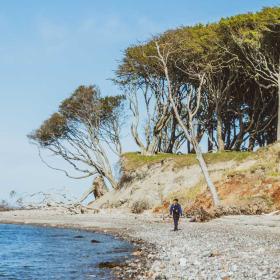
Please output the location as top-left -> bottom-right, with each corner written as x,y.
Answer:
169,199 -> 183,231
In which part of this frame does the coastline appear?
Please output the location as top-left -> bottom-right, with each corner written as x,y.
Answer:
0,209 -> 158,280
1,209 -> 280,279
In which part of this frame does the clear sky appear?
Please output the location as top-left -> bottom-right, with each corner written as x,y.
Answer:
0,0 -> 279,202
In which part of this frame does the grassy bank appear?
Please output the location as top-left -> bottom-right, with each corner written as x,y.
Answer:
122,150 -> 252,171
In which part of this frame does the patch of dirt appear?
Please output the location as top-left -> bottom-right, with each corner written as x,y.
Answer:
182,143 -> 280,218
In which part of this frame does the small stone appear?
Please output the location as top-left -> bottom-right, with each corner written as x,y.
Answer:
231,264 -> 238,272
132,250 -> 141,256
179,257 -> 187,267
257,247 -> 265,253
98,261 -> 124,269
209,251 -> 221,257
91,239 -> 101,243
193,260 -> 201,266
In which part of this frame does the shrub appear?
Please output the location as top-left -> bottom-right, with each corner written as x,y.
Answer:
0,200 -> 10,212
131,200 -> 150,214
118,173 -> 134,187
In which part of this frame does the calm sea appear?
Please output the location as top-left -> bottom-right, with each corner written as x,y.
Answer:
0,224 -> 133,279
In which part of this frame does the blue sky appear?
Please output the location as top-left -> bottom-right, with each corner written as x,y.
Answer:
0,0 -> 279,202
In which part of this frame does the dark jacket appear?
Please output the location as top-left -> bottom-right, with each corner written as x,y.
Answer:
170,203 -> 183,217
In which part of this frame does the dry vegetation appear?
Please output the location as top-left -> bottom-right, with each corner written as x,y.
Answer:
0,205 -> 10,212
93,142 -> 279,220
168,143 -> 280,216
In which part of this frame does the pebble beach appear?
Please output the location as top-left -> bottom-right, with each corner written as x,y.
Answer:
0,209 -> 280,280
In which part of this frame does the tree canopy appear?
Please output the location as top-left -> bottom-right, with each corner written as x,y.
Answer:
29,85 -> 125,194
116,7 -> 280,153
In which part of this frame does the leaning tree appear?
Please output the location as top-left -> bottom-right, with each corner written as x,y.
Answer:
28,85 -> 124,202
139,35 -> 221,205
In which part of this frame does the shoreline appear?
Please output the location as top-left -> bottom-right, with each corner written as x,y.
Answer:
0,210 -> 158,280
1,208 -> 280,279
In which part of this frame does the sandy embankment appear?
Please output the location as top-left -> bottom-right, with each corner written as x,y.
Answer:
1,209 -> 280,280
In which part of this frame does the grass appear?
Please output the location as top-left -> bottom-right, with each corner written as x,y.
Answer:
268,171 -> 280,177
122,150 -> 253,171
168,182 -> 204,204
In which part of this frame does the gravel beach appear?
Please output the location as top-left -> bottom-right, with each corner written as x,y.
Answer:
0,209 -> 280,280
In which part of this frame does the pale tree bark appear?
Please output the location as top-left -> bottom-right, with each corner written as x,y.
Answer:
9,188 -> 99,214
122,81 -> 171,155
154,42 -> 220,206
125,83 -> 147,154
29,87 -> 124,203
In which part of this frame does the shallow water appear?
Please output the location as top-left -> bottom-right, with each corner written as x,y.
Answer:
0,224 -> 133,279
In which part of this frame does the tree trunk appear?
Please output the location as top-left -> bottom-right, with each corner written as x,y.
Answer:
79,186 -> 94,203
248,135 -> 255,151
277,84 -> 280,141
217,113 -> 225,151
187,141 -> 191,154
79,176 -> 107,203
106,173 -> 118,189
141,136 -> 159,156
165,118 -> 177,153
225,120 -> 231,150
208,126 -> 214,152
168,92 -> 220,206
93,176 -> 107,198
155,44 -> 220,207
193,143 -> 220,206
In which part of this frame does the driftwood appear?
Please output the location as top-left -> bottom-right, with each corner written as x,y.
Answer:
9,189 -> 100,215
265,210 -> 280,216
59,204 -> 100,215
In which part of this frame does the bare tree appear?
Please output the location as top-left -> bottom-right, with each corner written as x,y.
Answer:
116,43 -> 184,155
154,41 -> 220,206
119,79 -> 172,155
29,86 -> 124,201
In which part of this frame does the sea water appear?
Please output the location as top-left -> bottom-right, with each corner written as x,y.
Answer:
0,224 -> 133,279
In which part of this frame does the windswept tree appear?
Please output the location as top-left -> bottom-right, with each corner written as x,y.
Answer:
219,7 -> 280,140
28,85 -> 125,201
118,8 -> 280,155
116,43 -> 179,155
152,40 -> 220,206
120,81 -> 171,155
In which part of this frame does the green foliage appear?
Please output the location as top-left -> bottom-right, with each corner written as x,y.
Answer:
116,6 -> 280,152
29,85 -> 124,147
100,95 -> 125,122
123,151 -> 252,171
59,85 -> 100,122
118,7 -> 280,80
28,112 -> 68,146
